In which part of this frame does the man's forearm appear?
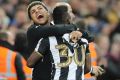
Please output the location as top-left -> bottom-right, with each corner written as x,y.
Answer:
27,24 -> 90,54
27,24 -> 76,54
84,54 -> 91,74
27,24 -> 76,39
27,24 -> 90,43
27,51 -> 43,68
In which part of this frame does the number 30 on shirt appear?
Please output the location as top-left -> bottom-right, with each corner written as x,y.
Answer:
55,44 -> 86,68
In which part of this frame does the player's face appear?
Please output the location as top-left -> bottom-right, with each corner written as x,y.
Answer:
67,5 -> 75,23
30,5 -> 49,25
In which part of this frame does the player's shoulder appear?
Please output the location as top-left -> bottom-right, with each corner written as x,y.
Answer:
39,37 -> 49,44
27,24 -> 36,31
27,24 -> 40,35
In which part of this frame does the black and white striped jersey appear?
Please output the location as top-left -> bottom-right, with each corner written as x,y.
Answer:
35,34 -> 90,80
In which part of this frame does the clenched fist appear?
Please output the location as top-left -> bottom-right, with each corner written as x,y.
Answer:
70,31 -> 82,43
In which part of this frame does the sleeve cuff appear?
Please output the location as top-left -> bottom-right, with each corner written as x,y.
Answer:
34,51 -> 43,57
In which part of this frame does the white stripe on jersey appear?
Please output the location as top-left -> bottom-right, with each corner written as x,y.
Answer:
82,65 -> 85,80
67,49 -> 77,80
49,37 -> 61,80
81,39 -> 87,80
35,38 -> 43,52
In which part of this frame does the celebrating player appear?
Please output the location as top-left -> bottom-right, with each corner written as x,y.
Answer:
27,2 -> 90,80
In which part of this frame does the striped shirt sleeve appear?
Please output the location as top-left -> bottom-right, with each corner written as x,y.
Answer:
35,38 -> 49,56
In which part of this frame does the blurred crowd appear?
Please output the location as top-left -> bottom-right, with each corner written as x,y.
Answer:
0,0 -> 120,80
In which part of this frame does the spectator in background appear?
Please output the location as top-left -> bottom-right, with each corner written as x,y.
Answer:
100,23 -> 112,36
63,0 -> 83,22
105,0 -> 120,25
14,30 -> 29,60
105,0 -> 120,39
14,4 -> 31,30
7,20 -> 19,36
19,0 -> 29,4
83,15 -> 101,36
0,30 -> 26,80
83,0 -> 98,16
0,30 -> 32,80
7,4 -> 31,36
95,34 -> 110,66
8,0 -> 19,6
94,33 -> 110,80
97,33 -> 120,80
43,0 -> 58,13
104,33 -> 120,80
1,0 -> 16,20
65,0 -> 82,16
0,7 -> 10,30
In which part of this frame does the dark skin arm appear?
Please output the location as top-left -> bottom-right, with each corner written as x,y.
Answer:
27,51 -> 43,68
84,44 -> 104,76
84,45 -> 104,75
84,53 -> 91,74
27,38 -> 48,68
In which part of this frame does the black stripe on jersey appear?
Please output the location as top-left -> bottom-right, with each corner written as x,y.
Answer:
50,50 -> 56,80
76,66 -> 82,80
56,37 -> 69,80
76,47 -> 83,80
33,38 -> 52,80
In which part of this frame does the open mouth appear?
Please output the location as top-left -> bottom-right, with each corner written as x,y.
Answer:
37,14 -> 44,19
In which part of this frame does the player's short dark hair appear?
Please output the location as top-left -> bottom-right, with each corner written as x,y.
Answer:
27,1 -> 48,19
53,5 -> 69,24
